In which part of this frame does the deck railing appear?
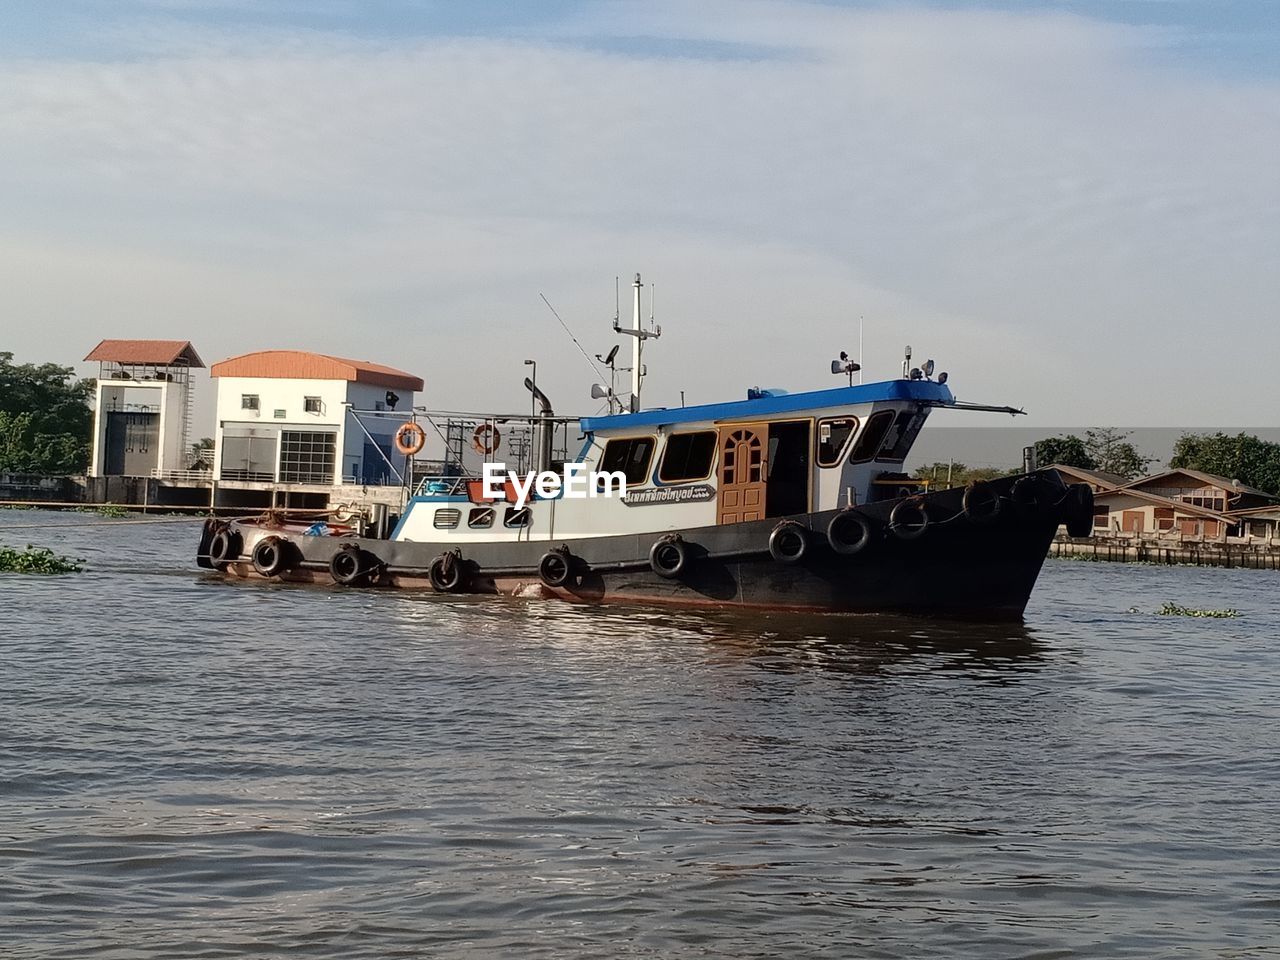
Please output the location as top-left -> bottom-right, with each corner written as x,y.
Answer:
151,469 -> 213,483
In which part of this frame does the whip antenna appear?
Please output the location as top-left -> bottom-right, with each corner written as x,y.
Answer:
540,293 -> 607,381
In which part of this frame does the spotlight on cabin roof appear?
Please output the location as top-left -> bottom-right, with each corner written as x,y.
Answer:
830,350 -> 861,384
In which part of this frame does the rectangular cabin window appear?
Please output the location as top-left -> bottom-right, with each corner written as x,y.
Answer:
304,396 -> 322,414
504,506 -> 532,528
817,417 -> 858,467
848,410 -> 895,464
877,410 -> 928,462
433,508 -> 460,529
468,507 -> 494,528
241,394 -> 259,411
600,436 -> 655,486
658,431 -> 716,483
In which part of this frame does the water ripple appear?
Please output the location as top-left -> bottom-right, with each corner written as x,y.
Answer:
2,515 -> 1279,956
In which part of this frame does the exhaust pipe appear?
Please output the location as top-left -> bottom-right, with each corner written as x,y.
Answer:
524,377 -> 554,474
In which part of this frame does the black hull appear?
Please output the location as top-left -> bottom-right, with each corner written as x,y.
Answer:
197,471 -> 1089,620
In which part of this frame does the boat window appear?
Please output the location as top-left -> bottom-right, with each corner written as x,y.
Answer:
848,410 -> 895,464
877,410 -> 928,462
504,506 -> 532,528
600,436 -> 655,486
817,417 -> 858,467
468,507 -> 494,528
658,431 -> 716,483
433,508 -> 460,529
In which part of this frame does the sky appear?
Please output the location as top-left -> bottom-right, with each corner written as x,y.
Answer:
1,0 -> 1277,430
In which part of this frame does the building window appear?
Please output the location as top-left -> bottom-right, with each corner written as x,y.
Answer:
504,506 -> 532,528
658,431 -> 716,483
817,417 -> 858,467
468,507 -> 495,528
304,396 -> 322,414
241,394 -> 259,411
434,508 -> 461,529
600,436 -> 655,486
1093,505 -> 1110,529
849,410 -> 895,464
278,430 -> 336,484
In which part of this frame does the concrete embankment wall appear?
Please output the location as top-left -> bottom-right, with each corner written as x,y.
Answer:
1,474 -> 210,508
3,473 -> 338,513
1052,536 -> 1280,570
0,473 -> 82,503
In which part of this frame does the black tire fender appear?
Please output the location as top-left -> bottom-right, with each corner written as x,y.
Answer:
962,481 -> 1002,524
1012,475 -> 1042,511
827,510 -> 874,556
889,497 -> 930,540
768,520 -> 808,564
251,536 -> 292,578
538,549 -> 573,588
649,537 -> 688,579
208,528 -> 241,568
429,552 -> 467,593
329,545 -> 370,586
1064,483 -> 1095,538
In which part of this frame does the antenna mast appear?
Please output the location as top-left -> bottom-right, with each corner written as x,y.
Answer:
613,272 -> 661,412
859,316 -> 864,385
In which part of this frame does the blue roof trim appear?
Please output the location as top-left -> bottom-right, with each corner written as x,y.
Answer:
579,380 -> 954,432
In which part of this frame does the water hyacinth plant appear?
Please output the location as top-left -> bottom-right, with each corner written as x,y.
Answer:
0,544 -> 83,574
1157,602 -> 1240,619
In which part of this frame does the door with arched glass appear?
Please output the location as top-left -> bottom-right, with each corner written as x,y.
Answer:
717,424 -> 767,524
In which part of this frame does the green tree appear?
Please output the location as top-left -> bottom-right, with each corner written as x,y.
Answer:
1084,427 -> 1151,480
1033,434 -> 1095,470
190,436 -> 214,469
913,461 -> 1008,489
0,352 -> 93,474
1170,432 -> 1280,496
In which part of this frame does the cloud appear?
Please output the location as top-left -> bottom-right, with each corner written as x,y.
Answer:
0,2 -> 1276,426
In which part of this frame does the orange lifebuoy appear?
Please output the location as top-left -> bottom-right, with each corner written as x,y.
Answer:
471,423 -> 501,456
394,422 -> 426,456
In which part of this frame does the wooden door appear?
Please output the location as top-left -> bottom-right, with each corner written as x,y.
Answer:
717,424 -> 767,524
1122,510 -> 1144,533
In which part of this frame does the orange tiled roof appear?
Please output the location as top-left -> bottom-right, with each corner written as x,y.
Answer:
84,339 -> 204,367
210,350 -> 423,392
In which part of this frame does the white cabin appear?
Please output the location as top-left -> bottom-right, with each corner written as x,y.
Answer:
392,379 -> 951,544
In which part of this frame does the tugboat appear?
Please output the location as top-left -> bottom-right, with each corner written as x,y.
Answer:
197,276 -> 1093,618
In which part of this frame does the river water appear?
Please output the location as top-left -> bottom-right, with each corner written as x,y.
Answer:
1,513 -> 1278,958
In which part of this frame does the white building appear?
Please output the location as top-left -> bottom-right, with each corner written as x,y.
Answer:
85,339 -> 205,478
210,350 -> 423,489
